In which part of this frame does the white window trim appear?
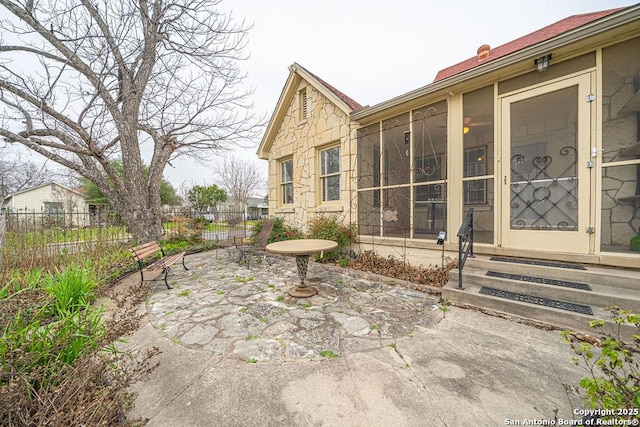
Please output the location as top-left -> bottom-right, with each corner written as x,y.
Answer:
318,144 -> 341,204
280,158 -> 294,206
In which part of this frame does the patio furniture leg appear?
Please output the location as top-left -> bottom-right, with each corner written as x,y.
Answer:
288,255 -> 316,297
163,268 -> 173,290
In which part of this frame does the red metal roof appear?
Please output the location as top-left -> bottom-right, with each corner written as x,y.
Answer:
297,64 -> 363,111
434,8 -> 624,82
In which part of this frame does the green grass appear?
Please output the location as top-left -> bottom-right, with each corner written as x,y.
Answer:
320,350 -> 340,358
5,226 -> 129,245
161,221 -> 253,233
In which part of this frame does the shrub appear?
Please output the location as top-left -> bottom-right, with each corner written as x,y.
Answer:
191,215 -> 210,228
307,215 -> 356,262
164,215 -> 203,243
563,307 -> 640,421
263,218 -> 303,243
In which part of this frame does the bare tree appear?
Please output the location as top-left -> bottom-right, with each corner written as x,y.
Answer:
213,157 -> 265,211
0,1 -> 261,241
0,151 -> 52,199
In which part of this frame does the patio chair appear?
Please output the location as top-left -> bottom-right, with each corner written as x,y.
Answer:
215,229 -> 246,260
236,219 -> 274,267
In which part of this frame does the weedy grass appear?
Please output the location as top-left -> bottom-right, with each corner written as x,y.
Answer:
320,350 -> 340,358
2,266 -> 105,390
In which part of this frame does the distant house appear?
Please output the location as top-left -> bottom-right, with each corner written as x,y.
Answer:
1,181 -> 91,227
258,6 -> 640,269
212,196 -> 269,221
247,196 -> 269,220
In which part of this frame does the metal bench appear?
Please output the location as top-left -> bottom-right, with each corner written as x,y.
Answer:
130,240 -> 188,289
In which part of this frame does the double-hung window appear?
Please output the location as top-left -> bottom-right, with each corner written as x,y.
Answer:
280,159 -> 293,204
320,146 -> 340,202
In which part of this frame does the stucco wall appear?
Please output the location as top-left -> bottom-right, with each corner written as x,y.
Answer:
267,79 -> 353,230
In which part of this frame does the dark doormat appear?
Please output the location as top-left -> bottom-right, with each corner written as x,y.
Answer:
486,271 -> 592,291
479,286 -> 593,315
489,256 -> 587,270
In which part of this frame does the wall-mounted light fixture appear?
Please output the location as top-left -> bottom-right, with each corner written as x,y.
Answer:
436,231 -> 446,267
463,126 -> 470,135
404,131 -> 410,145
534,54 -> 552,72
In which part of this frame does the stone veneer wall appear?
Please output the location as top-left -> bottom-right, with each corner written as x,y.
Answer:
267,79 -> 353,231
601,36 -> 640,250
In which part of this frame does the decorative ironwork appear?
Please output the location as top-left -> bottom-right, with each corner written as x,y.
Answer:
510,145 -> 578,231
456,208 -> 474,289
355,104 -> 448,240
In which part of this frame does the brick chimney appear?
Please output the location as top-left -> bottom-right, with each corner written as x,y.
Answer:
477,44 -> 490,61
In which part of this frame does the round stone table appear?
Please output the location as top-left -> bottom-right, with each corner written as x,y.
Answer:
265,239 -> 338,297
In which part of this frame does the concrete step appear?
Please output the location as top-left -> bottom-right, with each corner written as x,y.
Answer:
464,256 -> 640,291
442,284 -> 610,335
449,267 -> 640,313
445,255 -> 640,337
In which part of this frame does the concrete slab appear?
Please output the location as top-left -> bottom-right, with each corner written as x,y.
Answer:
123,250 -> 589,426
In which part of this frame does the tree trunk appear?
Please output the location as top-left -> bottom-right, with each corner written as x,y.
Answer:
122,203 -> 163,243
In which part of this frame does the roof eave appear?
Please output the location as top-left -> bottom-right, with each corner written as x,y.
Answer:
257,63 -> 360,159
291,63 -> 360,115
3,181 -> 87,199
351,5 -> 640,122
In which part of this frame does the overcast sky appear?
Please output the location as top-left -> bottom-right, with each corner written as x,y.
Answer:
3,1 -> 636,192
163,0 -> 636,189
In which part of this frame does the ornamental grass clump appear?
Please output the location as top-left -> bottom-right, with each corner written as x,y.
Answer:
45,265 -> 98,313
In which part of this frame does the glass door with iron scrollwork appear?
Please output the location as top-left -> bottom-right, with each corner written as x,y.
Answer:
500,75 -> 591,253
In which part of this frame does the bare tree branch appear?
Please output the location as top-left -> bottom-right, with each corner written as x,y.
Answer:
213,157 -> 266,209
0,150 -> 54,199
0,0 -> 262,241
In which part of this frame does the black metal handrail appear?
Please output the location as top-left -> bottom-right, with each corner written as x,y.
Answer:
456,208 -> 474,289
